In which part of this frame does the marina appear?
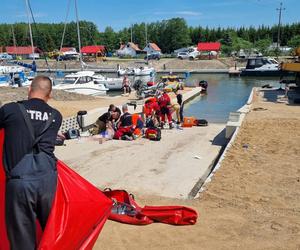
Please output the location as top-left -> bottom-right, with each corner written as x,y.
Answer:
0,0 -> 299,249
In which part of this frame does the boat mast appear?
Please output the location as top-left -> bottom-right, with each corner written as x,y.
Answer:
60,0 -> 72,52
276,2 -> 285,52
74,0 -> 83,70
130,24 -> 133,43
25,0 -> 35,62
11,25 -> 17,58
145,23 -> 148,46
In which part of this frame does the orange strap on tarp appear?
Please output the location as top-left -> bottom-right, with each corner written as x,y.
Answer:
0,129 -> 113,250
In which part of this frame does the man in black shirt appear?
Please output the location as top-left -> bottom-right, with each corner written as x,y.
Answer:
113,104 -> 133,140
0,75 -> 62,249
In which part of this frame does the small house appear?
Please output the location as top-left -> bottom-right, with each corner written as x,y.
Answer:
197,42 -> 221,59
143,43 -> 161,55
117,42 -> 144,57
5,46 -> 41,59
81,45 -> 107,61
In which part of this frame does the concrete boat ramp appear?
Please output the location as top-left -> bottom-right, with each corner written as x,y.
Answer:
55,123 -> 225,199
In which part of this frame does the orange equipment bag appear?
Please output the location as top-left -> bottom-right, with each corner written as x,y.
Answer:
182,117 -> 197,127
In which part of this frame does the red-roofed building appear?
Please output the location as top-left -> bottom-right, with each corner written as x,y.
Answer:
197,42 -> 221,59
81,45 -> 106,55
81,45 -> 107,62
197,42 -> 221,52
117,42 -> 144,57
143,43 -> 161,54
5,46 -> 41,59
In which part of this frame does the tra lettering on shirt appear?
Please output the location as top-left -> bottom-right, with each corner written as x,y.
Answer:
26,109 -> 52,122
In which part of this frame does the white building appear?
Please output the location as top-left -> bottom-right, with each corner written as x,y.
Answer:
143,43 -> 161,55
117,42 -> 142,57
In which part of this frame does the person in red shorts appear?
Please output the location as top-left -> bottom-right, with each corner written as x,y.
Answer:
158,90 -> 173,129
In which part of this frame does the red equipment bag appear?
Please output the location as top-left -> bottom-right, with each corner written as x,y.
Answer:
145,127 -> 161,141
103,189 -> 198,226
0,129 -> 113,250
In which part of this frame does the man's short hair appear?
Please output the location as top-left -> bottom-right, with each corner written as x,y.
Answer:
108,104 -> 116,111
30,75 -> 52,97
122,104 -> 128,112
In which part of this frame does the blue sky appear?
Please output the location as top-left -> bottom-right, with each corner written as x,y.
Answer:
1,0 -> 299,31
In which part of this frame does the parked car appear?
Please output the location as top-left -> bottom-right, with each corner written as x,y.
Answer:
56,53 -> 79,61
0,53 -> 13,60
177,52 -> 189,60
177,51 -> 198,60
144,53 -> 161,60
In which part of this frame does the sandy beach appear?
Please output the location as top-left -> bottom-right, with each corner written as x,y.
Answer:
90,88 -> 300,250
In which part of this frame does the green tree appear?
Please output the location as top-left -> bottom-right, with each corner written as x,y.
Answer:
288,35 -> 300,48
255,38 -> 272,55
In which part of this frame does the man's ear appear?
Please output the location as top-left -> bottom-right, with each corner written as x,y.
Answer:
28,86 -> 32,98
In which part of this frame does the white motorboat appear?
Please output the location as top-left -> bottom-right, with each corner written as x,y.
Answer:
0,73 -> 32,87
117,67 -> 134,76
93,74 -> 123,90
0,65 -> 25,74
53,71 -> 108,96
240,57 -> 286,77
133,66 -> 155,76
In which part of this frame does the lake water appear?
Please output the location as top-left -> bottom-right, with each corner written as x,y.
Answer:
181,74 -> 280,123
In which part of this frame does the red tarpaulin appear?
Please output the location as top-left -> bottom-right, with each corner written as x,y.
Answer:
0,129 -> 113,250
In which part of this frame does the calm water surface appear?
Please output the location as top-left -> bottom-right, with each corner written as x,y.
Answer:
182,74 -> 280,123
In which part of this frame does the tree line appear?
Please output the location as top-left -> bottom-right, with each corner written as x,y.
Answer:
0,18 -> 299,55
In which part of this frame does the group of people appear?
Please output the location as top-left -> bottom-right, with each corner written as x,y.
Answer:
143,89 -> 183,129
92,88 -> 184,142
91,103 -> 144,142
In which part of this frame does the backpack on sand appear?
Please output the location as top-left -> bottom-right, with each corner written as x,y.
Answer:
145,127 -> 161,141
194,119 -> 208,126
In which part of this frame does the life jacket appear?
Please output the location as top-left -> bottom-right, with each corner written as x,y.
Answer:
131,113 -> 144,136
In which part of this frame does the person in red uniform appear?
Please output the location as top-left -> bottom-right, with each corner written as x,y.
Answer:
158,90 -> 173,129
143,97 -> 160,127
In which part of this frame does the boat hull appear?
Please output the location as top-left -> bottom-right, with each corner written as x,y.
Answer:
94,79 -> 123,90
54,86 -> 107,96
240,70 -> 292,77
